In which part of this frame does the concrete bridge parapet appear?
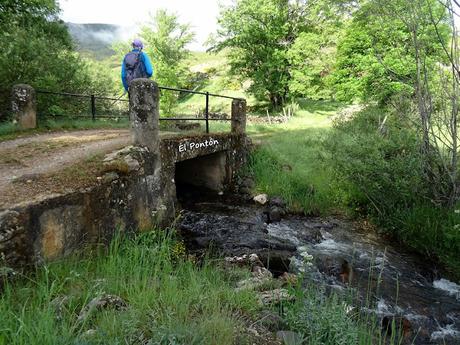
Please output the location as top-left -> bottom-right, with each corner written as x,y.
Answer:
128,78 -> 247,148
231,99 -> 247,134
129,79 -> 160,154
0,83 -> 249,271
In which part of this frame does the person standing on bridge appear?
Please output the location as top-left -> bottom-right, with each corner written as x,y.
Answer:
121,39 -> 154,92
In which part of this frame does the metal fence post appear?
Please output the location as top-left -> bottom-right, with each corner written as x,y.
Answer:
91,94 -> 96,121
205,91 -> 209,133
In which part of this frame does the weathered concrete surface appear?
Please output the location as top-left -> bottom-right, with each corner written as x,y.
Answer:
129,79 -> 159,153
0,146 -> 162,266
38,206 -> 84,260
11,84 -> 36,129
160,132 -> 250,210
231,99 -> 247,134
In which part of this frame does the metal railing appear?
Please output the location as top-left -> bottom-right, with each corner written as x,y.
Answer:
35,89 -> 129,120
35,85 -> 245,133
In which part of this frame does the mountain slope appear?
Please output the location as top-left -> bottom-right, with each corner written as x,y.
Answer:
66,23 -> 135,60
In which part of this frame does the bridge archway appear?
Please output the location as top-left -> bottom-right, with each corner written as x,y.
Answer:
174,151 -> 228,194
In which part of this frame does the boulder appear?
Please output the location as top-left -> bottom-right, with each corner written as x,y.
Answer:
237,275 -> 272,291
225,253 -> 263,268
268,206 -> 284,223
254,194 -> 268,205
77,294 -> 128,323
279,272 -> 298,286
236,266 -> 273,291
102,172 -> 119,184
258,288 -> 294,306
252,265 -> 273,279
276,331 -> 303,345
269,196 -> 286,208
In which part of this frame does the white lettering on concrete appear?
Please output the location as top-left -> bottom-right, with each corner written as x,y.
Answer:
178,138 -> 219,153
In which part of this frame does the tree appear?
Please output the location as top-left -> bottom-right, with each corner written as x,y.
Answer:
333,0 -> 460,207
0,0 -> 116,120
331,0 -> 448,105
140,10 -> 194,115
287,1 -> 354,100
214,0 -> 311,108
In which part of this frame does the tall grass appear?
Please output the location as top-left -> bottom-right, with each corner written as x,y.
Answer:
283,258 -> 412,345
0,228 -> 409,345
0,230 -> 258,345
246,101 -> 460,278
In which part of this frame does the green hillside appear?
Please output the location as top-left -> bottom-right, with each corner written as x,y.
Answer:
177,50 -> 257,116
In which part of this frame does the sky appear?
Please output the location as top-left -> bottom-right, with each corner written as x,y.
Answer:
58,0 -> 460,51
58,0 -> 232,51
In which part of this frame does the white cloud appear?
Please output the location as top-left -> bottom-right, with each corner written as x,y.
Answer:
58,0 -> 232,51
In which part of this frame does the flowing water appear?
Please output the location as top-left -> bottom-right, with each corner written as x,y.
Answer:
178,189 -> 460,345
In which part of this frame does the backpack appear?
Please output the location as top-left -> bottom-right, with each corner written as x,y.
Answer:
124,51 -> 148,87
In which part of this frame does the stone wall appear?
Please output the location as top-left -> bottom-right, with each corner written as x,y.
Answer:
0,146 -> 164,268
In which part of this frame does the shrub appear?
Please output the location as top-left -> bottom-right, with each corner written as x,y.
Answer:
326,106 -> 425,217
326,106 -> 460,277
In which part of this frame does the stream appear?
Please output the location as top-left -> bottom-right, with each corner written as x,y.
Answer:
177,188 -> 460,345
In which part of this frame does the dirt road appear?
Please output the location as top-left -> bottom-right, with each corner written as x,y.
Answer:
0,129 -> 132,202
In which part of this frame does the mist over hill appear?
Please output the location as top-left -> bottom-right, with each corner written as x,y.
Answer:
66,23 -> 137,60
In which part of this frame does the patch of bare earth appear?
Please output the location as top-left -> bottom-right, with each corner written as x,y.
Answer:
0,129 -> 131,208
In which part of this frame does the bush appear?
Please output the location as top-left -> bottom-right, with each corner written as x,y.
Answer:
326,106 -> 460,277
326,106 -> 425,217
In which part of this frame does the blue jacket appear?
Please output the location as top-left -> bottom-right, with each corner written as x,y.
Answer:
121,49 -> 154,91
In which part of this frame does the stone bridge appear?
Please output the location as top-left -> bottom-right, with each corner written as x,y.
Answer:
0,79 -> 250,269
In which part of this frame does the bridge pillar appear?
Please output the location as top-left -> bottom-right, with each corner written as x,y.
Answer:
11,84 -> 36,130
129,79 -> 160,153
231,99 -> 246,134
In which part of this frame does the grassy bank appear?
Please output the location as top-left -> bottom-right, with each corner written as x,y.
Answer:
0,230 -> 259,345
245,101 -> 460,279
0,228 -> 405,345
246,99 -> 344,215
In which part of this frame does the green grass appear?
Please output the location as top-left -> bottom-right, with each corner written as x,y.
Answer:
244,101 -> 460,279
245,99 -> 345,215
0,227 -> 405,345
382,203 -> 460,280
0,117 -> 129,142
0,230 -> 258,345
